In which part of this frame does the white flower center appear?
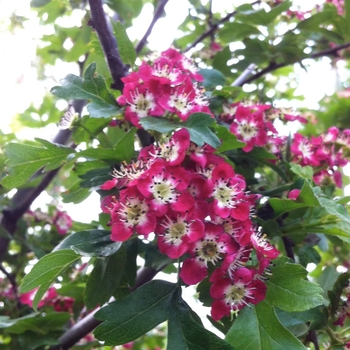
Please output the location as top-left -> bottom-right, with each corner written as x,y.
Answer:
129,89 -> 155,118
119,198 -> 148,227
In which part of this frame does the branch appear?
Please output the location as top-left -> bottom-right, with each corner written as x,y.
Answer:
232,63 -> 256,87
135,0 -> 169,54
240,41 -> 350,85
49,266 -> 160,350
0,99 -> 86,260
88,0 -> 128,91
183,0 -> 260,53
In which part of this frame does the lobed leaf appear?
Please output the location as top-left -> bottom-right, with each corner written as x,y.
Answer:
265,258 -> 323,312
85,246 -> 126,310
54,229 -> 122,258
94,280 -> 177,345
51,63 -> 120,118
167,297 -> 234,350
225,301 -> 306,350
1,139 -> 74,189
20,250 -> 80,310
140,113 -> 221,148
113,21 -> 136,67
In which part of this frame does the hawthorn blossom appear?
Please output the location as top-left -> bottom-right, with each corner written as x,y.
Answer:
180,223 -> 237,285
210,267 -> 267,321
54,210 -> 72,235
250,231 -> 280,260
157,213 -> 204,259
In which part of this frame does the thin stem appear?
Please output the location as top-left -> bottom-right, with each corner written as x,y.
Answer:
183,1 -> 260,53
282,236 -> 295,260
88,0 -> 128,91
240,41 -> 350,86
135,0 -> 169,54
0,263 -> 18,297
49,265 -> 160,349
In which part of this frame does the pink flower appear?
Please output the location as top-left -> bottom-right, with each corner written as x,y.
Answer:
110,188 -> 156,241
157,213 -> 204,259
210,267 -> 267,320
180,223 -> 236,285
250,231 -> 280,260
54,211 -> 72,235
288,189 -> 300,200
20,287 -> 57,309
100,178 -> 118,190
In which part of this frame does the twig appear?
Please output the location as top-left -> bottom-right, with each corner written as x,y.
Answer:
232,63 -> 256,87
0,263 -> 18,297
240,41 -> 350,85
135,0 -> 170,54
282,236 -> 295,261
183,0 -> 260,53
88,0 -> 128,91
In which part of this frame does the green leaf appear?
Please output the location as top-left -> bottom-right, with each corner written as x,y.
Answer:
20,250 -> 80,310
54,229 -> 121,258
51,63 -> 120,118
225,301 -> 306,350
219,22 -> 261,43
94,280 -> 177,345
215,125 -> 246,152
275,306 -> 328,332
313,187 -> 350,225
168,297 -> 234,350
85,246 -> 126,310
235,1 -> 292,26
2,312 -> 71,334
183,113 -> 221,147
139,117 -> 178,133
269,181 -> 319,218
1,139 -> 74,189
265,258 -> 323,312
78,127 -> 136,163
328,272 -> 350,316
113,127 -> 137,162
140,113 -> 221,148
200,68 -> 226,90
113,21 -> 136,67
289,164 -> 313,180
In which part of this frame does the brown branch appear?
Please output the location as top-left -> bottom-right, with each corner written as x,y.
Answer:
135,0 -> 170,54
240,41 -> 350,86
49,266 -> 160,350
88,0 -> 128,91
183,0 -> 260,53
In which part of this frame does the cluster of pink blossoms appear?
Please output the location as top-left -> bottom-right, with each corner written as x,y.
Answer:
20,286 -> 74,312
291,126 -> 350,187
218,101 -> 305,153
218,101 -> 350,188
117,48 -> 211,127
101,129 -> 280,320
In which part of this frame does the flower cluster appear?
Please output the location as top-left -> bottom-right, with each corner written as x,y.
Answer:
218,101 -> 294,154
219,101 -> 350,188
101,128 -> 280,320
291,126 -> 350,187
25,209 -> 72,235
117,48 -> 211,127
20,286 -> 74,312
